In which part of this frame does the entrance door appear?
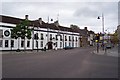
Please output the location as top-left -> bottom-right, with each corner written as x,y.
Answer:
48,42 -> 53,50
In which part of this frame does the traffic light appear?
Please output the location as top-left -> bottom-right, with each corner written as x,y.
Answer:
95,33 -> 100,42
96,34 -> 100,40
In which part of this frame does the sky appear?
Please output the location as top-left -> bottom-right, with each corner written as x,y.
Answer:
1,0 -> 120,33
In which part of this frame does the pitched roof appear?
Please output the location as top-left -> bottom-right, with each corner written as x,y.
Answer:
0,15 -> 80,33
0,15 -> 95,35
1,15 -> 23,24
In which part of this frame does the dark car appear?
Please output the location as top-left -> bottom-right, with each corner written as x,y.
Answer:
105,43 -> 114,49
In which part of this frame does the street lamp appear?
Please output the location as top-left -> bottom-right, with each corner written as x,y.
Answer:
97,13 -> 105,50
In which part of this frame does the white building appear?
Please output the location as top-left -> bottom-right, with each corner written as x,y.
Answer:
0,15 -> 80,51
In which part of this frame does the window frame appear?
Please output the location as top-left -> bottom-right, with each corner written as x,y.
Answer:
0,40 -> 3,47
27,40 -> 30,47
11,40 -> 14,47
5,40 -> 9,48
21,40 -> 24,47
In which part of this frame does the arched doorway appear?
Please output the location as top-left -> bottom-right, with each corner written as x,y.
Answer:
47,41 -> 53,50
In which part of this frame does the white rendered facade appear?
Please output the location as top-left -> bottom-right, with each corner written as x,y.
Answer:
0,22 -> 80,51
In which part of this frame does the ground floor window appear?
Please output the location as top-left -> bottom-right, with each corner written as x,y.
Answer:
36,40 -> 38,47
72,42 -> 74,47
76,42 -> 77,47
11,40 -> 14,47
5,40 -> 9,47
27,41 -> 30,47
60,42 -> 62,47
69,42 -> 71,47
0,40 -> 3,47
21,40 -> 24,47
65,42 -> 67,47
41,41 -> 43,47
56,42 -> 57,47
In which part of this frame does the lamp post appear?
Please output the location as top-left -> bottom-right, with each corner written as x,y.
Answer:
97,13 -> 105,50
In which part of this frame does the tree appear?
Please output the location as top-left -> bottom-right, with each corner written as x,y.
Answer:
11,19 -> 32,51
111,31 -> 119,45
70,24 -> 80,30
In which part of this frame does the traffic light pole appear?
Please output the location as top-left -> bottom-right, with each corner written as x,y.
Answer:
97,13 -> 105,51
102,14 -> 105,50
97,41 -> 99,53
96,33 -> 100,53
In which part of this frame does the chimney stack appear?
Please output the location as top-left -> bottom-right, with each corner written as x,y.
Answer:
25,15 -> 28,20
39,18 -> 42,25
84,27 -> 87,30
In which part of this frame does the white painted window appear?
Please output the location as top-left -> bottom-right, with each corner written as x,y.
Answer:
76,42 -> 77,47
76,37 -> 78,42
72,42 -> 74,47
50,34 -> 52,40
69,42 -> 71,46
5,40 -> 9,47
69,36 -> 71,41
0,40 -> 3,47
41,33 -> 44,40
65,42 -> 67,47
36,41 -> 38,47
41,41 -> 43,47
60,35 -> 62,41
56,35 -> 58,40
27,41 -> 30,47
11,40 -> 14,47
56,42 -> 57,47
65,36 -> 67,41
60,42 -> 62,47
21,40 -> 24,47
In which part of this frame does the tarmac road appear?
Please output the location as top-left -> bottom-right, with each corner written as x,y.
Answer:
2,47 -> 118,78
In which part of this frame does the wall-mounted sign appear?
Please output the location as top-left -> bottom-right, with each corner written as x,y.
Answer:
4,30 -> 10,37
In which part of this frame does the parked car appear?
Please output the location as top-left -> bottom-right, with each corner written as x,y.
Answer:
105,43 -> 114,49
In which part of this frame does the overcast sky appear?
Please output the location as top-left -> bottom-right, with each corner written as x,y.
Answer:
1,0 -> 119,33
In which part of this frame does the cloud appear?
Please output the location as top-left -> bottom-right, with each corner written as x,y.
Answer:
118,1 -> 120,26
2,0 -> 120,2
1,2 -> 118,33
74,7 -> 99,18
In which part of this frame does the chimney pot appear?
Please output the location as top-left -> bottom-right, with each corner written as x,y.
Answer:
25,15 -> 28,20
84,27 -> 87,30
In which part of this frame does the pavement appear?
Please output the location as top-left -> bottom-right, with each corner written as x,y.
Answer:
0,50 -> 54,54
1,46 -> 119,58
0,46 -> 90,54
93,46 -> 119,57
